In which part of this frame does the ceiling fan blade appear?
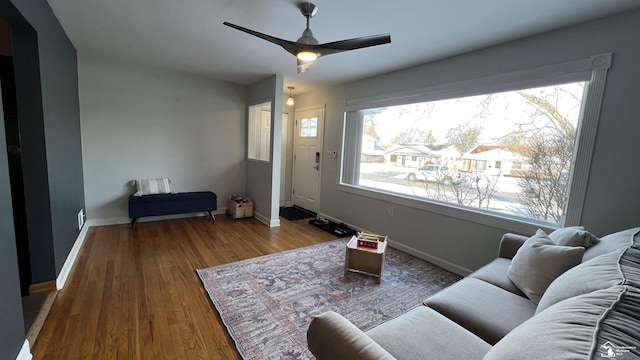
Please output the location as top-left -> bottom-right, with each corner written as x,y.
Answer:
316,34 -> 391,56
223,22 -> 302,57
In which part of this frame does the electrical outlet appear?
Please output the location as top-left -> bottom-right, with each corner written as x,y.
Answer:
77,209 -> 84,230
388,206 -> 394,217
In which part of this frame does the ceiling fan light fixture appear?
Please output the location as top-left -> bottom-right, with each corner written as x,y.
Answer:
296,51 -> 318,61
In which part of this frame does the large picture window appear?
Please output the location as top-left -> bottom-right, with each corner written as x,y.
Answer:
340,54 -> 611,227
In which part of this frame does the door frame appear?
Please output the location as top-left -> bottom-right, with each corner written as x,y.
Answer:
291,105 -> 325,213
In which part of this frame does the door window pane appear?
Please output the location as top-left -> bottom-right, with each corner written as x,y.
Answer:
300,117 -> 318,137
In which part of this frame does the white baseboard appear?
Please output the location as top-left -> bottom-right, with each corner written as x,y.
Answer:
16,340 -> 32,360
56,223 -> 89,290
87,216 -> 131,227
387,239 -> 471,276
317,212 -> 471,276
254,211 -> 280,227
87,209 -> 228,227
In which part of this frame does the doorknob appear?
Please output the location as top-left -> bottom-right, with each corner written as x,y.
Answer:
313,165 -> 319,170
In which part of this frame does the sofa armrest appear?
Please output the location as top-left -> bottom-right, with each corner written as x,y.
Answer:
498,233 -> 529,259
307,311 -> 397,360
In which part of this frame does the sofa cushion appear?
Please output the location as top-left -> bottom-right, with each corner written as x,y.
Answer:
424,278 -> 536,345
507,229 -> 585,303
536,249 -> 626,314
469,258 -> 525,297
582,227 -> 638,262
307,311 -> 396,360
548,226 -> 599,248
366,306 -> 491,360
497,233 -> 529,259
484,286 -> 638,360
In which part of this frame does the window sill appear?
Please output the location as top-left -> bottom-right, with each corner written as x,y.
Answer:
336,183 -> 552,234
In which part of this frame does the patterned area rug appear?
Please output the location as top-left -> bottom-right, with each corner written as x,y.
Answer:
197,238 -> 461,359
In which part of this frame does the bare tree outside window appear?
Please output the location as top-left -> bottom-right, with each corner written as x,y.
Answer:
514,87 -> 580,223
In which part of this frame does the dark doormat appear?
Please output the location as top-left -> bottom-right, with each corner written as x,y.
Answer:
280,206 -> 316,221
309,218 -> 358,237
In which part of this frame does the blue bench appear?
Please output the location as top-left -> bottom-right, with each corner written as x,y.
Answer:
128,191 -> 217,228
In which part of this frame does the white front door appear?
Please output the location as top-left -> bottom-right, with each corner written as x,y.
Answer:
292,106 -> 324,213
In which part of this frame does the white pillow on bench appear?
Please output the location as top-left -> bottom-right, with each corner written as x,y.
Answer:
133,177 -> 171,196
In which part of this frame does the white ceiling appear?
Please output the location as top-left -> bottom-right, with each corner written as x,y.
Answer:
47,0 -> 639,95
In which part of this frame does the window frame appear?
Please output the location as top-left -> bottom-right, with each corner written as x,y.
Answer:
247,101 -> 272,163
339,53 -> 612,228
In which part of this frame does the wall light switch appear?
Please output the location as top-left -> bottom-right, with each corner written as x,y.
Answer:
78,209 -> 84,230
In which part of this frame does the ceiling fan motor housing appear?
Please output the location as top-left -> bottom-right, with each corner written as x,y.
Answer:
297,28 -> 319,45
299,3 -> 318,19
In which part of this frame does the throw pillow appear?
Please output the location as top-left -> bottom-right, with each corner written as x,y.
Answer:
535,250 -> 625,314
548,226 -> 599,248
134,177 -> 171,196
507,229 -> 585,303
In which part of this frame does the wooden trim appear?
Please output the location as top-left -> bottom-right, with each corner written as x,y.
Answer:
0,18 -> 12,57
28,281 -> 56,294
26,291 -> 57,346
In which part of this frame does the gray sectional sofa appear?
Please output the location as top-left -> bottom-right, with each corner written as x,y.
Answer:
307,227 -> 640,359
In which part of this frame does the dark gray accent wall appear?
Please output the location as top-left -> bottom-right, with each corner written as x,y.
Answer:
0,0 -> 83,357
0,78 -> 25,360
9,0 -> 84,277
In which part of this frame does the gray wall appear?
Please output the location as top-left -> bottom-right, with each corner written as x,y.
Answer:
246,74 -> 283,225
78,52 -> 247,221
296,9 -> 640,274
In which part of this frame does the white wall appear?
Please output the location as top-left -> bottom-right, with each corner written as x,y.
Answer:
246,74 -> 283,226
78,52 -> 247,221
296,10 -> 640,274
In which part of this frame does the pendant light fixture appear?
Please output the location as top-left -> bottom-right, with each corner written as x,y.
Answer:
286,86 -> 295,106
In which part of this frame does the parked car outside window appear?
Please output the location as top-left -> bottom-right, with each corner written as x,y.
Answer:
407,165 -> 461,184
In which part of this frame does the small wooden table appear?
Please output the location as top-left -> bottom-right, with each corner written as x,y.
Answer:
344,236 -> 387,283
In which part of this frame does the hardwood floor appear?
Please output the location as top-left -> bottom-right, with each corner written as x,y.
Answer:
31,216 -> 338,359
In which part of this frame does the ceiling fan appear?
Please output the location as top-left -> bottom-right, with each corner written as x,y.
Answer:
223,2 -> 391,73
